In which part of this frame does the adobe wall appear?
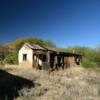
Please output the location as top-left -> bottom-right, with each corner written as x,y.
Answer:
18,45 -> 33,67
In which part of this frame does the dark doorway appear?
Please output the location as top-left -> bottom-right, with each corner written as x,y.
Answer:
23,54 -> 27,61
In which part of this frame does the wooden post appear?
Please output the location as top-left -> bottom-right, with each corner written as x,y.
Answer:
47,51 -> 50,69
36,54 -> 39,69
62,55 -> 64,69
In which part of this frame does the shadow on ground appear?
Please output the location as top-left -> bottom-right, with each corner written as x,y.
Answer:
0,69 -> 34,100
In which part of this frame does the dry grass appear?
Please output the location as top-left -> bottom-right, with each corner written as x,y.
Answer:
0,65 -> 100,100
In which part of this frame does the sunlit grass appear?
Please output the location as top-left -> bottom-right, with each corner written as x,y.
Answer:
0,65 -> 100,100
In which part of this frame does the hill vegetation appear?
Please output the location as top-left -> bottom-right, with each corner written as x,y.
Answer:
6,37 -> 56,50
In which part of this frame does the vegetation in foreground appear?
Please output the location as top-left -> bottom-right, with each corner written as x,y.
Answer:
0,65 -> 100,100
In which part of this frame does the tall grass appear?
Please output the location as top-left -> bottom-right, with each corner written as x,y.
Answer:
5,66 -> 99,100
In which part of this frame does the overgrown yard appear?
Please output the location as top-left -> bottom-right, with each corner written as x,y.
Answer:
1,65 -> 100,100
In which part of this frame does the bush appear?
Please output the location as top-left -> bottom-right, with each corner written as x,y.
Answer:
4,52 -> 18,64
82,58 -> 96,68
0,60 -> 4,65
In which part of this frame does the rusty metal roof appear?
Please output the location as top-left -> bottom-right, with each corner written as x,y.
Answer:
24,43 -> 61,52
23,43 -> 82,57
44,46 -> 61,52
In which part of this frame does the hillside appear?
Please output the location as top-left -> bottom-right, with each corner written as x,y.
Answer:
6,37 -> 56,50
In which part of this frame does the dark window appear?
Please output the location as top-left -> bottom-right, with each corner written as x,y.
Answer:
23,54 -> 27,61
38,54 -> 47,62
42,55 -> 47,62
39,54 -> 43,60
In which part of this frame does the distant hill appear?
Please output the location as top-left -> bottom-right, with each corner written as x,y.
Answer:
5,37 -> 56,51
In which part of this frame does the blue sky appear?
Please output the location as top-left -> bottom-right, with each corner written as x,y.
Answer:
0,0 -> 100,48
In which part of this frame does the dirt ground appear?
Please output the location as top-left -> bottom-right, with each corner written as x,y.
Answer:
1,65 -> 100,100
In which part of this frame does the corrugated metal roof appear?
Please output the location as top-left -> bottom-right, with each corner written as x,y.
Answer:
24,43 -> 46,50
23,43 -> 82,56
24,43 -> 61,52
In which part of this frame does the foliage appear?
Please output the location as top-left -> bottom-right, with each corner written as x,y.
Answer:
0,45 -> 10,65
3,52 -> 18,64
43,40 -> 56,47
0,45 -> 9,60
6,37 -> 56,51
82,58 -> 96,68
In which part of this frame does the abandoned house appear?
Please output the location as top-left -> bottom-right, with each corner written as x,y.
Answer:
18,43 -> 82,70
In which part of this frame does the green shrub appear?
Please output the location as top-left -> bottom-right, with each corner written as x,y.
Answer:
82,58 -> 96,68
0,60 -> 4,65
4,52 -> 18,64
